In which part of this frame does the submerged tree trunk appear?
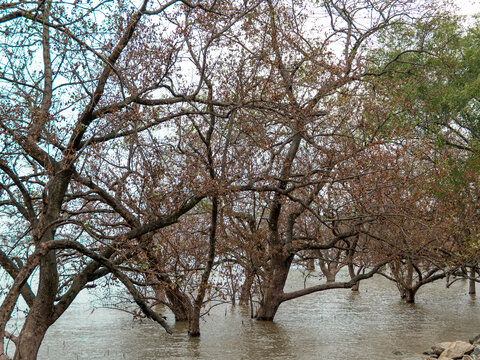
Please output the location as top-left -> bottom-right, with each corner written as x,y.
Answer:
188,307 -> 201,337
348,261 -> 360,291
405,288 -> 417,303
165,286 -> 191,322
318,259 -> 337,283
403,259 -> 416,303
326,272 -> 336,283
255,254 -> 292,320
346,236 -> 360,291
189,196 -> 218,337
469,266 -> 476,295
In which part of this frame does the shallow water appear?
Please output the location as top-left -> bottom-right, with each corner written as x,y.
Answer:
21,271 -> 480,359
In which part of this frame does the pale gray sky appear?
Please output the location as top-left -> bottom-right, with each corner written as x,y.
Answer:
456,0 -> 480,16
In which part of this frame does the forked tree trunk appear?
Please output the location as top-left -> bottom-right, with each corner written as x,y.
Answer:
318,260 -> 338,283
325,272 -> 336,283
188,196 -> 218,337
348,263 -> 359,291
346,235 -> 360,292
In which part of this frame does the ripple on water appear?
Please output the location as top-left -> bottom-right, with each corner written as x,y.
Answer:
31,272 -> 480,360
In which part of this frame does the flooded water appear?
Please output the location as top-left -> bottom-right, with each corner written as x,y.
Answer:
18,271 -> 479,359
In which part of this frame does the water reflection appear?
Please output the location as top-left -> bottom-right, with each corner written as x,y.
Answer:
34,272 -> 480,360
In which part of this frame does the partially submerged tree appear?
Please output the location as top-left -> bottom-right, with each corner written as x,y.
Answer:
0,0 -> 473,357
0,0 -> 259,356
218,0 -> 450,321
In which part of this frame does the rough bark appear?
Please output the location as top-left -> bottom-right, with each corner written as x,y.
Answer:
14,250 -> 58,360
405,288 -> 417,303
255,254 -> 292,320
165,285 -> 191,322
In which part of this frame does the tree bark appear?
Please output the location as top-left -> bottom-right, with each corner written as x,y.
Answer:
239,270 -> 255,306
189,196 -> 218,336
325,272 -> 336,283
405,288 -> 416,303
14,251 -> 57,360
165,286 -> 191,322
188,309 -> 201,337
469,266 -> 476,295
13,308 -> 51,360
255,254 -> 291,320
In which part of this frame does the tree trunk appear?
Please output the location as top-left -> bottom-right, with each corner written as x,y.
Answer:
165,286 -> 190,322
325,273 -> 336,283
256,255 -> 291,320
405,288 -> 416,303
469,266 -> 476,295
239,270 -> 255,306
403,259 -> 414,303
188,306 -> 201,337
188,196 -> 218,337
348,258 -> 360,291
14,308 -> 51,360
14,251 -> 57,360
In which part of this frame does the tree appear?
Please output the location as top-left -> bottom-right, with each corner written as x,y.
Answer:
0,0 -> 257,356
216,0 -> 449,321
370,14 -> 480,294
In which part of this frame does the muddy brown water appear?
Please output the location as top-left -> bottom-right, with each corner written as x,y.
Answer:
16,271 -> 480,360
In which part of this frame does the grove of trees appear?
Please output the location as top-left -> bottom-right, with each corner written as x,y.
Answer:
0,0 -> 479,359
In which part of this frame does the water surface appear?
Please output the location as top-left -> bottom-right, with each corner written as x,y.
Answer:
28,272 -> 480,359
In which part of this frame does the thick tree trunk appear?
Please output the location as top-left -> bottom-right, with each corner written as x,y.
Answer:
14,251 -> 57,360
469,266 -> 476,295
403,259 -> 414,303
405,288 -> 416,303
14,308 -> 51,360
188,306 -> 201,337
325,273 -> 336,283
319,259 -> 337,283
165,287 -> 190,322
256,255 -> 291,320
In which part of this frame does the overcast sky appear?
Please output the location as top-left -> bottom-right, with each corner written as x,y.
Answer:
456,0 -> 480,16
